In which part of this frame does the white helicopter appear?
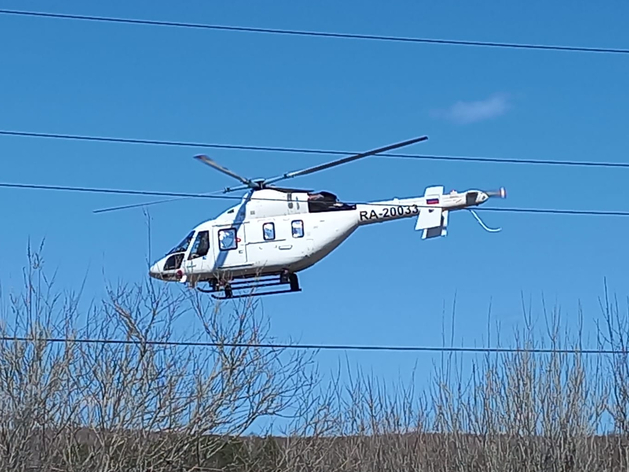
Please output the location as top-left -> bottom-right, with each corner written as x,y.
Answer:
146,136 -> 506,299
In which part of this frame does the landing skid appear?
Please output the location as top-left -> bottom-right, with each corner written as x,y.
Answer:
196,272 -> 301,299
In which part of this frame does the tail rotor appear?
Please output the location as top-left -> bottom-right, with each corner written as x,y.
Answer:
485,187 -> 507,199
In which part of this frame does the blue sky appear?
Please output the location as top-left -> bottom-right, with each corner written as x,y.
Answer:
1,0 -> 629,395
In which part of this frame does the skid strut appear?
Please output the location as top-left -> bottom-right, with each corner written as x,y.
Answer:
196,271 -> 301,299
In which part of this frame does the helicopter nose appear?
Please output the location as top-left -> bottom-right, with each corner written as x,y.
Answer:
149,260 -> 163,279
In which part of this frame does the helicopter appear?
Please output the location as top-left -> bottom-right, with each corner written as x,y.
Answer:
142,135 -> 506,299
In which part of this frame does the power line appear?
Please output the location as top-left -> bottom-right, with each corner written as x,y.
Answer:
1,9 -> 628,55
2,129 -> 629,170
0,335 -> 623,355
2,181 -> 629,218
480,207 -> 629,217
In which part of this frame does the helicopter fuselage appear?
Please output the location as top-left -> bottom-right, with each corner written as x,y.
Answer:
148,187 -> 494,286
138,135 -> 506,298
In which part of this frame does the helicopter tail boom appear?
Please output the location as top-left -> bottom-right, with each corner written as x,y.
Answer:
414,185 -> 507,238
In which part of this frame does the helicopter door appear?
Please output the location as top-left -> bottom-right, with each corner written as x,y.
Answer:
214,223 -> 249,268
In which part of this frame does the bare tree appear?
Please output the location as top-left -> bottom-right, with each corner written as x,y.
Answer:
0,244 -> 315,471
4,244 -> 629,471
268,295 -> 616,472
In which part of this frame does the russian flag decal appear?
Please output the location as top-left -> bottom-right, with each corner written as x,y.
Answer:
426,198 -> 439,205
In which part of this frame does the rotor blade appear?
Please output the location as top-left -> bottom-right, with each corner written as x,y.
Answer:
194,154 -> 256,188
94,199 -> 177,214
93,189 -> 226,214
266,185 -> 314,193
263,135 -> 428,186
222,183 -> 254,193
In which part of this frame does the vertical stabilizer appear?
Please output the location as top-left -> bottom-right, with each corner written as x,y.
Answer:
415,186 -> 449,239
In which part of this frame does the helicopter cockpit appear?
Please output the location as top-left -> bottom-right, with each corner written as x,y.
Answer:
307,191 -> 356,213
167,231 -> 194,255
160,230 -> 194,272
150,227 -> 213,279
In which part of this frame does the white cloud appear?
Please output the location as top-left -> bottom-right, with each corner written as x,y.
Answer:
433,93 -> 511,124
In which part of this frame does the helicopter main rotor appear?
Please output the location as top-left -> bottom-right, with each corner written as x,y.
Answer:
194,135 -> 429,194
93,135 -> 428,213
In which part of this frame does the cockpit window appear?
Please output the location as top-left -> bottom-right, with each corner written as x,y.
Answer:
188,230 -> 210,260
164,253 -> 184,271
167,231 -> 194,255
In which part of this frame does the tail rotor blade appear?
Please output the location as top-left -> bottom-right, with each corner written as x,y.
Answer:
485,187 -> 507,199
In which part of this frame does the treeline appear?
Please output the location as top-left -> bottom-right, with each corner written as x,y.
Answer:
1,248 -> 629,471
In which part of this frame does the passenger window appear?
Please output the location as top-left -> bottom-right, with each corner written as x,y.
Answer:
263,222 -> 275,241
291,220 -> 304,238
189,230 -> 210,259
218,228 -> 237,251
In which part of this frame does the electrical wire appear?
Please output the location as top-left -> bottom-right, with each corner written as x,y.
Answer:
1,9 -> 628,55
2,129 -> 628,170
0,335 -> 624,355
481,207 -> 629,217
1,181 -> 629,218
1,10 -> 624,357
